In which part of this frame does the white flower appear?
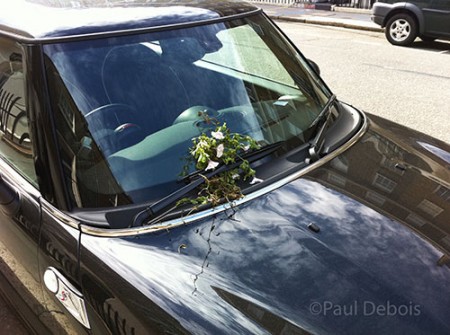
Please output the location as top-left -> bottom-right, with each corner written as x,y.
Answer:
250,177 -> 263,185
198,139 -> 208,147
216,144 -> 224,158
192,140 -> 208,155
232,173 -> 240,180
243,144 -> 250,152
205,160 -> 219,171
211,131 -> 224,140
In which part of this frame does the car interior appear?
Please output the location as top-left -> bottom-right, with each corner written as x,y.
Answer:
45,28 -> 321,208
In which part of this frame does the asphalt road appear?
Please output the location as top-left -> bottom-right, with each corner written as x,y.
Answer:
277,21 -> 450,144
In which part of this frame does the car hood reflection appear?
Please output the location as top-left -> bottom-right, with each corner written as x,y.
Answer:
80,114 -> 450,334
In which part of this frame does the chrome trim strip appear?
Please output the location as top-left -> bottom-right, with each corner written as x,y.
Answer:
41,199 -> 80,230
80,109 -> 369,237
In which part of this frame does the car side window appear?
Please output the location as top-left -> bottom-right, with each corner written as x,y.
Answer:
0,39 -> 38,187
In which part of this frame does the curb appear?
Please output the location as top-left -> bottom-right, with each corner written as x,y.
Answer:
268,15 -> 384,32
332,6 -> 371,14
250,1 -> 372,13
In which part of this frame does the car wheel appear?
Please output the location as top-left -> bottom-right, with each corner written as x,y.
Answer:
385,14 -> 417,46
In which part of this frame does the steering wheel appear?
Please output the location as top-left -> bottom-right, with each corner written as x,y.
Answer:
173,105 -> 218,125
85,103 -> 145,154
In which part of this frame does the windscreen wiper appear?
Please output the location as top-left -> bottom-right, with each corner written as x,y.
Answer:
181,140 -> 284,183
131,141 -> 284,227
306,94 -> 336,163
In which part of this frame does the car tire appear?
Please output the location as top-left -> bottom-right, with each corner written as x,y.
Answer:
385,13 -> 417,46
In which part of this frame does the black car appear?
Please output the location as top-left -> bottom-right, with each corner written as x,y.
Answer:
371,0 -> 450,46
0,0 -> 449,334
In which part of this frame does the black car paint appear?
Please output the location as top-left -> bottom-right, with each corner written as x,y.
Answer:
77,112 -> 450,334
0,1 -> 449,334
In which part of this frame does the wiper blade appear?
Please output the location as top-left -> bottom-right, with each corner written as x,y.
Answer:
306,94 -> 336,163
131,141 -> 284,227
182,140 -> 284,183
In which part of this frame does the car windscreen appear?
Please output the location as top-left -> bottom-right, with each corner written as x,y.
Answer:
43,13 -> 332,208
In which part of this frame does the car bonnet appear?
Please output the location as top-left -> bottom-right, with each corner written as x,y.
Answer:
79,113 -> 450,334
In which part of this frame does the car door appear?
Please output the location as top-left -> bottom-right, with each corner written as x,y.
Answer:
423,0 -> 450,37
0,38 -> 50,331
0,38 -> 90,334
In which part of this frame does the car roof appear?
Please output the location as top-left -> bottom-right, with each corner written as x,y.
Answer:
0,0 -> 260,42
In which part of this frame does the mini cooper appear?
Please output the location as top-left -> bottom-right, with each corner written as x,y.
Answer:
0,0 -> 449,334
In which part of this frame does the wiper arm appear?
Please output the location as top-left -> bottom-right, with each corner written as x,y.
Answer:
306,95 -> 336,163
131,141 -> 284,227
181,140 -> 284,183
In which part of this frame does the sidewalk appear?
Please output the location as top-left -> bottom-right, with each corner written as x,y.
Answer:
254,3 -> 383,32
